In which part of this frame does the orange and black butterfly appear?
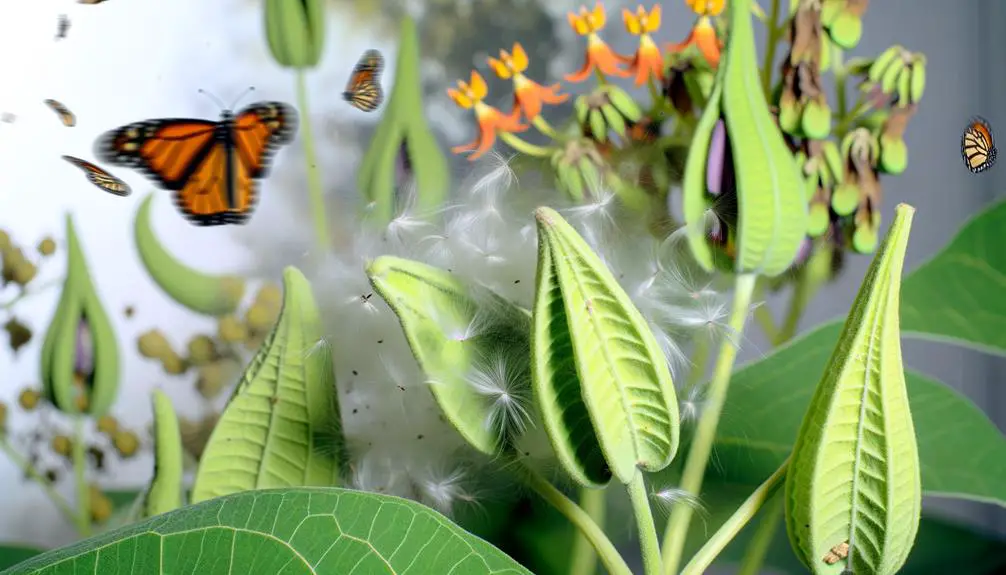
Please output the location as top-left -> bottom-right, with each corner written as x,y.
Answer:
62,155 -> 131,196
962,116 -> 996,174
93,99 -> 297,226
343,50 -> 384,112
45,99 -> 75,127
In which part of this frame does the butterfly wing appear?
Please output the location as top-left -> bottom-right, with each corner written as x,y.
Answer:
343,50 -> 384,112
962,117 -> 997,173
61,155 -> 131,196
45,99 -> 75,127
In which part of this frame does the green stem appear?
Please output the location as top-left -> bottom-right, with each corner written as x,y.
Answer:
751,280 -> 780,343
294,69 -> 330,251
776,266 -> 811,346
499,132 -> 555,158
681,458 -> 789,575
569,487 -> 606,575
759,0 -> 783,99
627,471 -> 661,575
735,494 -> 786,575
594,68 -> 609,86
516,461 -> 633,575
660,273 -> 757,575
0,437 -> 78,525
533,116 -> 560,140
832,44 -> 848,119
683,336 -> 710,395
71,416 -> 91,536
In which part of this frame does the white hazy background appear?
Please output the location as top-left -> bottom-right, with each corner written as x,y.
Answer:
0,0 -> 394,547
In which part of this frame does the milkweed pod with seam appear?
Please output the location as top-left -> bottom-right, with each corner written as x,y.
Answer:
264,0 -> 326,69
40,214 -> 120,416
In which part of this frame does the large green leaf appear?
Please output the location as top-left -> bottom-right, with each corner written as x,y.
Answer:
901,199 -> 1006,355
367,256 -> 531,455
785,204 -> 919,575
0,547 -> 43,571
2,488 -> 533,575
715,322 -> 1006,507
191,267 -> 345,503
533,207 -> 679,484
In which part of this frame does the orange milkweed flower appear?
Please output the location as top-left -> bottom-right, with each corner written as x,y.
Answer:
667,0 -> 725,68
565,3 -> 631,82
622,4 -> 664,86
488,43 -> 570,121
448,70 -> 528,161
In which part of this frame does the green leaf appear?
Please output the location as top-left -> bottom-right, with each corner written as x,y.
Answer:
900,199 -> 1006,355
720,0 -> 807,276
2,488 -> 533,575
531,229 -> 611,487
133,193 -> 245,317
680,77 -> 724,272
0,546 -> 43,570
191,267 -> 344,503
785,204 -> 920,575
714,321 -> 1006,506
533,207 -> 678,484
367,256 -> 531,455
141,389 -> 183,518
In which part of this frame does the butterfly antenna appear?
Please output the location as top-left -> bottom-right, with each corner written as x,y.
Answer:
196,89 -> 228,111
229,86 -> 257,110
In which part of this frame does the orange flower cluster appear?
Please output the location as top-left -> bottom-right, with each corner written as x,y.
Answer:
448,1 -> 726,160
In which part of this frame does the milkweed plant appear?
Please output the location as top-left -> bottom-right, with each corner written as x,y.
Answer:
4,1 -> 1006,574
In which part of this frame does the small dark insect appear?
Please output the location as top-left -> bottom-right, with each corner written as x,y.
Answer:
822,541 -> 849,565
124,305 -> 135,318
361,293 -> 373,302
62,155 -> 131,196
56,14 -> 70,40
343,49 -> 384,112
44,99 -> 75,127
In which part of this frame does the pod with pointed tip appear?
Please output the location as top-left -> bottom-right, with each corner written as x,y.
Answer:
264,0 -> 325,69
785,204 -> 921,575
40,215 -> 120,416
141,389 -> 183,518
134,194 -> 245,317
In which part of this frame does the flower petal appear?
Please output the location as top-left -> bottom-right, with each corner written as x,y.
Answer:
646,4 -> 661,32
589,2 -> 607,30
693,17 -> 721,67
511,43 -> 529,73
469,70 -> 489,100
448,87 -> 473,109
488,56 -> 512,80
568,12 -> 590,35
623,9 -> 642,35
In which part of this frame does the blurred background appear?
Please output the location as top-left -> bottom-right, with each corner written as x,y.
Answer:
0,0 -> 1003,570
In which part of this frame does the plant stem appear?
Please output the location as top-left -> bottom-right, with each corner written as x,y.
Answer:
516,461 -> 633,575
735,494 -> 786,575
660,273 -> 757,574
0,437 -> 78,525
533,116 -> 560,140
627,471 -> 661,575
751,280 -> 780,343
776,266 -> 811,345
832,44 -> 848,119
681,458 -> 789,575
71,416 -> 91,536
683,336 -> 710,395
295,69 -> 330,251
759,0 -> 783,99
569,487 -> 606,575
499,132 -> 555,158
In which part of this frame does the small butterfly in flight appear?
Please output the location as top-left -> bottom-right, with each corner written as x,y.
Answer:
343,49 -> 384,112
56,15 -> 70,40
93,88 -> 298,226
961,116 -> 996,174
44,99 -> 75,127
62,156 -> 131,196
78,0 -> 111,4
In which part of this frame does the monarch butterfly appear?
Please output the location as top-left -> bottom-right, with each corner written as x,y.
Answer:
45,99 -> 75,127
93,99 -> 298,226
962,116 -> 997,174
62,155 -> 131,196
343,50 -> 384,112
56,14 -> 70,40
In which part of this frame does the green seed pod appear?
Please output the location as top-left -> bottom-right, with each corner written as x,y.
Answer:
113,430 -> 140,458
264,0 -> 325,69
18,388 -> 41,411
185,335 -> 218,365
39,215 -> 120,416
137,329 -> 172,359
37,237 -> 56,257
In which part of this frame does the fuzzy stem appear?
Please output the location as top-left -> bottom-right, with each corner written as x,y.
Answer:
516,462 -> 633,575
759,0 -> 782,99
71,416 -> 91,536
660,273 -> 757,574
569,487 -> 606,575
0,436 -> 78,525
735,494 -> 786,575
499,132 -> 555,158
295,69 -> 330,251
628,470 -> 661,575
533,116 -> 560,140
681,458 -> 789,575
